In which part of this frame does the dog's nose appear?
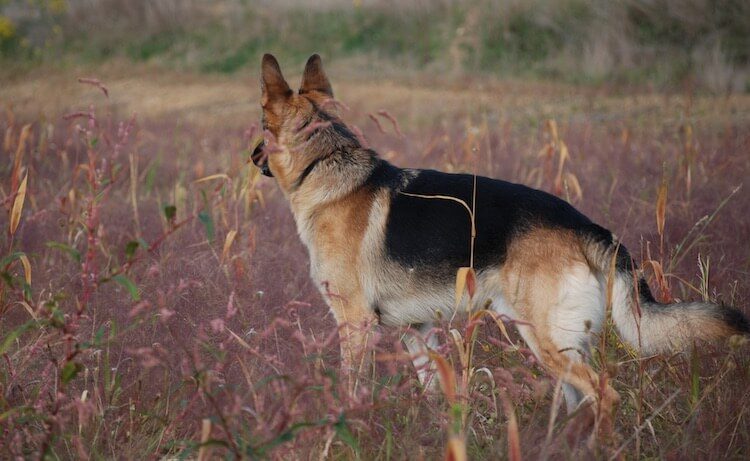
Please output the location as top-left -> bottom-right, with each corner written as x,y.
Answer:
251,141 -> 274,177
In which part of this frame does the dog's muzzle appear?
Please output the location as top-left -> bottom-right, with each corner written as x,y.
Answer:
250,140 -> 274,177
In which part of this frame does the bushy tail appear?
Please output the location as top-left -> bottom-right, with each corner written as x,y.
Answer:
582,229 -> 749,354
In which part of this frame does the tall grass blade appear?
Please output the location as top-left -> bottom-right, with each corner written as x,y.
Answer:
444,435 -> 468,461
9,172 -> 28,235
198,418 -> 212,461
19,253 -> 31,285
430,352 -> 457,404
221,230 -> 238,263
454,267 -> 475,309
502,393 -> 522,461
656,175 -> 668,238
11,124 -> 31,192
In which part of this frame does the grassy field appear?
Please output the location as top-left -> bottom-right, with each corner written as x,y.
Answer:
1,58 -> 749,459
2,1 -> 750,457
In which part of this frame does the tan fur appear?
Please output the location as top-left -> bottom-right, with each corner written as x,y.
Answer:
499,229 -> 619,415
305,187 -> 378,376
265,97 -> 317,191
499,228 -> 585,322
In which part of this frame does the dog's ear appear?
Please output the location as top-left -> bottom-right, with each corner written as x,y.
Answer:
261,54 -> 292,109
299,54 -> 333,98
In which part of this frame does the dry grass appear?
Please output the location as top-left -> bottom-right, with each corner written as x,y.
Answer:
1,65 -> 749,459
3,60 -> 750,128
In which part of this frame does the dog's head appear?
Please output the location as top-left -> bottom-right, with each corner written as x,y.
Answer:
251,53 -> 357,192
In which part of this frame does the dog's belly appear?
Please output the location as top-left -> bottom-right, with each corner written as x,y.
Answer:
369,267 -> 517,327
374,281 -> 454,326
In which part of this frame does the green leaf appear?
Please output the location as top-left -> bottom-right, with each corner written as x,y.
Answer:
44,300 -> 65,328
61,361 -> 83,384
334,413 -> 360,455
198,211 -> 215,242
113,274 -> 140,301
385,423 -> 393,460
0,251 -> 27,268
690,343 -> 700,409
125,240 -> 139,260
145,162 -> 157,194
82,324 -> 109,350
46,242 -> 81,263
0,320 -> 39,355
163,204 -> 177,221
0,272 -> 13,288
196,439 -> 229,451
255,420 -> 324,455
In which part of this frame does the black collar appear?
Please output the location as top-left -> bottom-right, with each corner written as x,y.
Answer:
290,152 -> 333,192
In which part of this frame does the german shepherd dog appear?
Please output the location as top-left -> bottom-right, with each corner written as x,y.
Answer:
252,53 -> 749,415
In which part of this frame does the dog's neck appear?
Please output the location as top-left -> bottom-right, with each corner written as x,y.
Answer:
271,111 -> 376,210
285,146 -> 379,218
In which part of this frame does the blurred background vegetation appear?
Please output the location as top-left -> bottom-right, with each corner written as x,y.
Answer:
1,0 -> 749,92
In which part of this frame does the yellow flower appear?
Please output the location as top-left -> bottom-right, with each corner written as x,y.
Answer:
0,16 -> 16,41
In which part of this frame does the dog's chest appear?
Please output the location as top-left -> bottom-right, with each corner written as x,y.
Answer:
294,198 -> 373,286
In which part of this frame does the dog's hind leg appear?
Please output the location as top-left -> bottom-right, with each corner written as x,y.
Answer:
403,322 -> 439,390
516,322 -> 618,417
547,263 -> 607,415
498,230 -> 619,419
560,355 -> 586,413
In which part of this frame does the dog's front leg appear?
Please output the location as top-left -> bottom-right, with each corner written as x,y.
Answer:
323,281 -> 378,394
403,322 -> 439,391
